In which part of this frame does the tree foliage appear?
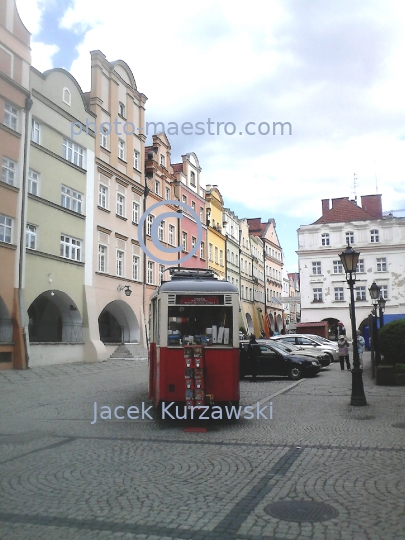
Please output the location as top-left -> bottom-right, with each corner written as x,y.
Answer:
378,319 -> 405,363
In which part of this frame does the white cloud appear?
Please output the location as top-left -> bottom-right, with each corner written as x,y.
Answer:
31,41 -> 59,72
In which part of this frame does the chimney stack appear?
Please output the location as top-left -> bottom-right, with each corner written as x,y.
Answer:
322,199 -> 330,215
361,194 -> 382,218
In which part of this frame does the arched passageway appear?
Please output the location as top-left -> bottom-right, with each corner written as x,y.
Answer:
27,291 -> 83,342
98,300 -> 140,344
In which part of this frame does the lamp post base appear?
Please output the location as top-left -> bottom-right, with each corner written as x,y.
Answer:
350,368 -> 367,406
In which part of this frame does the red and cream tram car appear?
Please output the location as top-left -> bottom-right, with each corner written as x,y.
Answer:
148,268 -> 240,410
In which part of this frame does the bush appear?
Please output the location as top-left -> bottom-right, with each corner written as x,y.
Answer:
378,320 -> 405,364
394,363 -> 405,373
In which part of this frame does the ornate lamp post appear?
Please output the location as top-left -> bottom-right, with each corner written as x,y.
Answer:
378,295 -> 386,328
339,243 -> 367,406
369,281 -> 381,366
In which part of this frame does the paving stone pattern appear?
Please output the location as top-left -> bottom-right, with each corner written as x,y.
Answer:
0,353 -> 404,540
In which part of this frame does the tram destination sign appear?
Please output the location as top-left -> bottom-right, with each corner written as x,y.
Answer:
177,295 -> 221,305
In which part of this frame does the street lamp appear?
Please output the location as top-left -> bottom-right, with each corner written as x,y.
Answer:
369,281 -> 381,367
378,295 -> 386,328
339,242 -> 367,406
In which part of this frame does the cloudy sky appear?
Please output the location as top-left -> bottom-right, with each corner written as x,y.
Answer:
16,0 -> 405,271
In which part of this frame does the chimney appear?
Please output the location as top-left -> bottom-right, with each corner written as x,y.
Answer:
206,184 -> 212,190
322,199 -> 330,215
361,194 -> 383,218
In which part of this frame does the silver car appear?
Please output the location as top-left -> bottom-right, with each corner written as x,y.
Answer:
271,335 -> 339,362
259,339 -> 331,367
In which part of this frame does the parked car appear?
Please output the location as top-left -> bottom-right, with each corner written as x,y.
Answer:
271,335 -> 339,362
302,334 -> 338,345
239,341 -> 321,380
258,339 -> 331,367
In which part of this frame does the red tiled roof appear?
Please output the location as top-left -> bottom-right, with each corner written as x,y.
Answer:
312,198 -> 377,224
172,163 -> 183,173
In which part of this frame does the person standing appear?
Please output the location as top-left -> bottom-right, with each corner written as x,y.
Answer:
357,330 -> 365,368
248,334 -> 258,381
338,336 -> 351,371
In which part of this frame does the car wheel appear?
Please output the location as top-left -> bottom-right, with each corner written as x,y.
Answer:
288,365 -> 302,380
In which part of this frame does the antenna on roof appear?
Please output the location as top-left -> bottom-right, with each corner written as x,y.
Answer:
352,173 -> 358,202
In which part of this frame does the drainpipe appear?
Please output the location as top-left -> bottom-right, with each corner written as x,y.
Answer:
18,95 -> 33,369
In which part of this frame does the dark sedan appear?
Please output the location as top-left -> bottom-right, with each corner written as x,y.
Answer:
258,339 -> 331,368
239,341 -> 321,381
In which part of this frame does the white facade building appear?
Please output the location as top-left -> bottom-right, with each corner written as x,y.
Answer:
297,195 -> 405,339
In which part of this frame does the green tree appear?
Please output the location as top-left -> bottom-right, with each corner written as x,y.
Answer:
378,319 -> 405,363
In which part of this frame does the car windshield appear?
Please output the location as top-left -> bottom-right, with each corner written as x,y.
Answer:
263,342 -> 287,355
269,340 -> 297,353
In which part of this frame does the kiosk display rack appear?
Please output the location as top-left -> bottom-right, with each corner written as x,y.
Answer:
184,346 -> 205,408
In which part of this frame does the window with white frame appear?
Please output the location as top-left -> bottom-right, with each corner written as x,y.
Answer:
313,287 -> 323,302
182,195 -> 187,205
116,250 -> 124,276
200,208 -> 203,222
147,261 -> 154,284
346,231 -> 354,244
191,201 -> 196,211
182,231 -> 187,251
132,255 -> 140,281
241,285 -> 244,299
321,233 -> 330,246
155,180 -> 160,195
356,258 -> 364,273
4,103 -> 18,130
98,245 -> 107,272
99,184 -> 108,208
147,214 -> 154,236
116,193 -> 125,216
62,139 -> 84,168
165,187 -> 170,200
191,236 -> 196,254
209,243 -> 213,261
62,88 -> 71,105
61,185 -> 83,213
118,102 -> 125,118
28,170 -> 39,195
356,286 -> 366,300
60,234 -> 82,261
190,171 -> 196,186
0,214 -> 12,243
160,154 -> 165,167
159,264 -> 165,285
215,246 -> 218,263
380,285 -> 388,299
333,260 -> 343,274
31,120 -> 40,143
133,150 -> 139,169
377,257 -> 387,272
158,220 -> 165,242
334,287 -> 344,301
118,139 -> 125,160
200,241 -> 205,259
2,157 -> 16,185
371,229 -> 379,243
312,261 -> 322,275
220,250 -> 223,266
25,224 -> 37,249
168,224 -> 175,245
100,126 -> 108,148
132,202 -> 139,223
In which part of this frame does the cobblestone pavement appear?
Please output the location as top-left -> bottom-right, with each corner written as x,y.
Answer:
0,352 -> 404,540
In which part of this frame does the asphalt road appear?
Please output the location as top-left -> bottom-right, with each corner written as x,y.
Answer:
0,352 -> 404,540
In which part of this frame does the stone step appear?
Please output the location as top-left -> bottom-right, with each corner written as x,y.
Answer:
109,343 -> 148,360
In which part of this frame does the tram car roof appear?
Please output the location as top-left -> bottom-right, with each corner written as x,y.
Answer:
154,268 -> 239,294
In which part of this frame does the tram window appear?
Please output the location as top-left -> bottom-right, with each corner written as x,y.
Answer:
167,305 -> 233,346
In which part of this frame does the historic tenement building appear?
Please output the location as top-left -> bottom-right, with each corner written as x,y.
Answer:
297,195 -> 405,339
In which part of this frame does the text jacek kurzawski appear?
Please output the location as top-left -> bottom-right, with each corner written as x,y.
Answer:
90,402 -> 273,423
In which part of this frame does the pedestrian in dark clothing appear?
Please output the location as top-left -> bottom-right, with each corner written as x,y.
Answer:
338,336 -> 351,370
248,334 -> 258,380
